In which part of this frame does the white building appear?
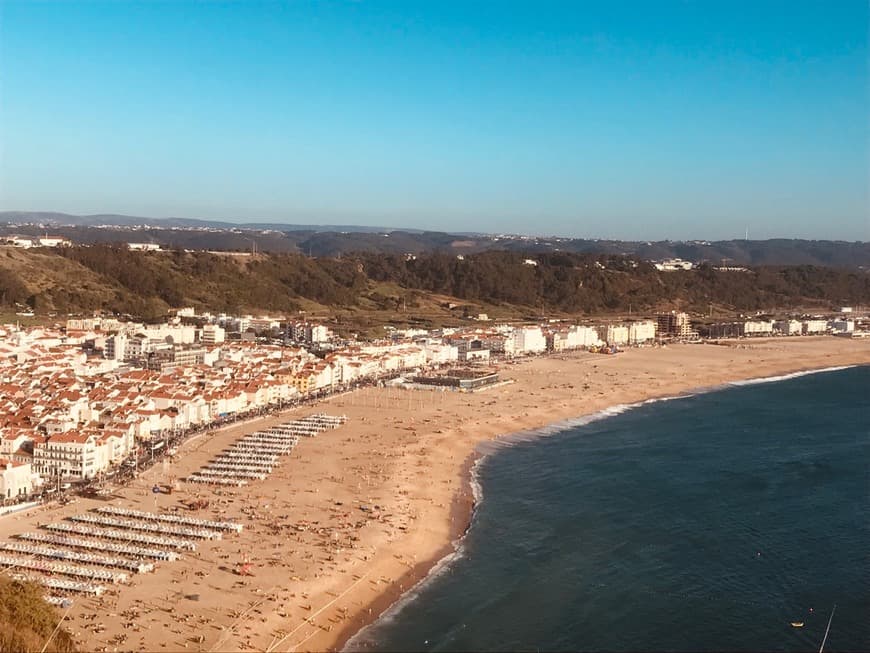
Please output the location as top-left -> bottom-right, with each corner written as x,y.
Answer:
66,317 -> 101,332
466,348 -> 490,362
774,320 -> 802,336
33,432 -> 103,481
249,317 -> 280,332
422,343 -> 459,365
307,324 -> 331,343
219,316 -> 250,333
104,334 -> 128,361
38,236 -> 71,247
201,324 -> 226,345
124,335 -> 148,360
628,320 -> 657,344
0,432 -> 33,462
127,242 -> 161,251
600,324 -> 630,346
568,325 -> 604,348
830,319 -> 855,334
744,320 -> 774,336
141,324 -> 196,345
511,327 -> 547,355
0,459 -> 33,500
654,258 -> 694,271
6,236 -> 35,248
803,320 -> 828,335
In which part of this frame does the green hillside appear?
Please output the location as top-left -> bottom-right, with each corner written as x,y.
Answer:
0,245 -> 866,326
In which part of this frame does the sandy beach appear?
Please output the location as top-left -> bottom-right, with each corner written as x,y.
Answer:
1,336 -> 868,653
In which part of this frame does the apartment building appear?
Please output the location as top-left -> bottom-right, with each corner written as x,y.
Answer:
774,319 -> 802,335
201,324 -> 226,345
657,311 -> 693,339
627,320 -> 657,344
743,320 -> 774,336
33,432 -> 101,481
510,326 -> 547,356
803,320 -> 828,334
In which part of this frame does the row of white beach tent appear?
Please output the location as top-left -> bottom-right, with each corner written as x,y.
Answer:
217,449 -> 281,460
95,505 -> 243,533
0,423 -> 366,596
0,504 -> 247,597
11,572 -> 105,596
0,541 -> 154,574
68,513 -> 222,541
44,595 -> 74,607
17,531 -> 180,562
186,413 -> 347,486
0,553 -> 128,584
183,473 -> 247,486
43,521 -> 198,551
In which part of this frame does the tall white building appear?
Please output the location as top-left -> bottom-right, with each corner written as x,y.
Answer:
830,319 -> 854,334
744,320 -> 774,336
627,320 -> 657,344
551,325 -> 603,350
511,326 -> 547,355
600,324 -> 629,346
201,324 -> 226,345
307,324 -> 331,343
803,320 -> 827,334
124,335 -> 148,360
774,320 -> 802,335
104,334 -> 128,361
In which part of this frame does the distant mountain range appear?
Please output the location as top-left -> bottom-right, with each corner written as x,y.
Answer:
1,211 -> 867,268
0,210 -> 416,233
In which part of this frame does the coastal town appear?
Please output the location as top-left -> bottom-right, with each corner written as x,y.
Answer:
2,1 -> 866,648
0,305 -> 865,652
1,306 -> 866,504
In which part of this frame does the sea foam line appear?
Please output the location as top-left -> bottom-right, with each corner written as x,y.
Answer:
492,364 -> 861,446
726,364 -> 856,386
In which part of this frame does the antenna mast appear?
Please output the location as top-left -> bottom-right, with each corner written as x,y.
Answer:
818,604 -> 836,653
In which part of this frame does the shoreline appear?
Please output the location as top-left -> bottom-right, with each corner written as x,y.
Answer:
333,359 -> 867,652
3,338 -> 868,653
333,450 -> 479,652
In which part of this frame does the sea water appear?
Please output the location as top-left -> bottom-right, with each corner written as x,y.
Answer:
349,365 -> 869,652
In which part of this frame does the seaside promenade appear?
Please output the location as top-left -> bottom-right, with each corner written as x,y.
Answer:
0,337 -> 867,652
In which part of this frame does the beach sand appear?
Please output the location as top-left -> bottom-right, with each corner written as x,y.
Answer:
1,336 -> 867,652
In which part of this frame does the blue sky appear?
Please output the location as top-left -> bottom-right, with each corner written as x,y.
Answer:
0,0 -> 867,240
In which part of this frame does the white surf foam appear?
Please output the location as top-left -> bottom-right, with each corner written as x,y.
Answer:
727,365 -> 856,387
487,393 -> 700,449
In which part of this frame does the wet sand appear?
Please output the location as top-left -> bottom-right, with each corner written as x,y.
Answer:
1,336 -> 867,652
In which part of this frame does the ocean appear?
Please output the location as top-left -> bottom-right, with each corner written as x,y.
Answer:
348,365 -> 869,652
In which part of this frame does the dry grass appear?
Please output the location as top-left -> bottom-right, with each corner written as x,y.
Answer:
0,577 -> 76,653
0,246 -> 119,312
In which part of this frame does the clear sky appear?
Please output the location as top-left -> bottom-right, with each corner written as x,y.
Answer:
0,1 -> 867,240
